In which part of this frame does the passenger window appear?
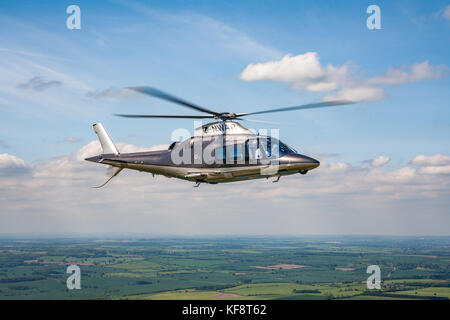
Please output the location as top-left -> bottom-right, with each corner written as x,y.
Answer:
271,141 -> 280,158
247,139 -> 267,161
215,144 -> 245,162
215,146 -> 225,161
234,144 -> 244,161
247,139 -> 257,161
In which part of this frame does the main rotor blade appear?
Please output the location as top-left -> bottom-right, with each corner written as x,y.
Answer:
115,114 -> 216,119
239,118 -> 294,125
127,86 -> 221,116
237,100 -> 355,117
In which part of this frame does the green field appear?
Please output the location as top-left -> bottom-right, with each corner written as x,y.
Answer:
0,236 -> 448,300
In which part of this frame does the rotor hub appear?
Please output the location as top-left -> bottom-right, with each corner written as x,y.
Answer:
217,112 -> 237,120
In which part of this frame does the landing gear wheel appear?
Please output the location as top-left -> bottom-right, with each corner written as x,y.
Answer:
299,170 -> 308,175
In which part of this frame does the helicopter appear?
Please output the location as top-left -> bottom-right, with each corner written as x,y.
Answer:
85,87 -> 355,187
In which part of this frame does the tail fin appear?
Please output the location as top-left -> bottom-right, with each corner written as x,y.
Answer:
93,123 -> 119,155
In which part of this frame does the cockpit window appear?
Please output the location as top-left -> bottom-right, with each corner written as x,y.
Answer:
246,137 -> 296,159
265,137 -> 296,157
280,141 -> 296,155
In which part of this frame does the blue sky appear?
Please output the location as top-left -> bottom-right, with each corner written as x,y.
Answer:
0,0 -> 449,235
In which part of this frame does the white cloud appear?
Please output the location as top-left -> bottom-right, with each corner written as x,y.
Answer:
419,165 -> 450,175
411,154 -> 450,166
368,61 -> 447,85
240,52 -> 325,83
411,154 -> 450,175
239,53 -> 447,102
17,76 -> 62,91
372,155 -> 390,167
240,52 -> 349,92
0,153 -> 29,176
321,161 -> 351,173
0,143 -> 449,235
366,167 -> 416,184
323,86 -> 386,102
303,81 -> 336,92
0,153 -> 27,169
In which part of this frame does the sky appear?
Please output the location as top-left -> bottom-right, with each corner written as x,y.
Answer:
0,0 -> 449,235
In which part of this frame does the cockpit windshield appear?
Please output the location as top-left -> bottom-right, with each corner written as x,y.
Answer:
247,136 -> 296,159
265,137 -> 297,157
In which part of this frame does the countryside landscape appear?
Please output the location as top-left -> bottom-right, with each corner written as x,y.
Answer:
0,236 -> 448,300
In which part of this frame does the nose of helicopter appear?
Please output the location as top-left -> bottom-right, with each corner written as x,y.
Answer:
279,154 -> 320,171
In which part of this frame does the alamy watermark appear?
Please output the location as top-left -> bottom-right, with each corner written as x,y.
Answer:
66,264 -> 81,290
66,5 -> 81,30
366,5 -> 381,30
366,265 -> 381,289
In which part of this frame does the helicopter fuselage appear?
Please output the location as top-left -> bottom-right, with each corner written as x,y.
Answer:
86,131 -> 320,185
